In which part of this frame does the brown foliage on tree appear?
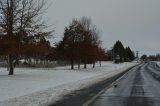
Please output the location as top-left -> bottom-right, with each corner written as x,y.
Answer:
56,17 -> 106,69
0,0 -> 51,75
0,36 -> 18,55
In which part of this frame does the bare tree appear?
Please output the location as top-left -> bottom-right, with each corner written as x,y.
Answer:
0,0 -> 50,75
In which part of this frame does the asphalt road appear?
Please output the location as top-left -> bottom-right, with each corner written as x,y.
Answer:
89,62 -> 160,106
49,65 -> 137,106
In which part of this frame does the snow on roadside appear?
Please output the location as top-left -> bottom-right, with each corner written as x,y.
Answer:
156,61 -> 160,67
0,62 -> 137,106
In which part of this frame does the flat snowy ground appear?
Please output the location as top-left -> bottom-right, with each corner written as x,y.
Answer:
0,62 -> 136,106
157,61 -> 160,66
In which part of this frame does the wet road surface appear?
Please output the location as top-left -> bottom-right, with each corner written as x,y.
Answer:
89,62 -> 160,106
49,66 -> 136,106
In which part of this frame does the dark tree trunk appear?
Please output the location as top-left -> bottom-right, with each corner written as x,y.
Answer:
84,61 -> 87,69
7,0 -> 14,75
71,60 -> 74,70
93,62 -> 95,68
8,55 -> 14,75
78,61 -> 80,69
99,61 -> 101,67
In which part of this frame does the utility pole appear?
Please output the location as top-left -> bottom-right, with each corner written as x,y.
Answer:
136,51 -> 139,62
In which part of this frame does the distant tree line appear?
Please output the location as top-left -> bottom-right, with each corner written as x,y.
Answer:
107,40 -> 135,63
141,54 -> 160,61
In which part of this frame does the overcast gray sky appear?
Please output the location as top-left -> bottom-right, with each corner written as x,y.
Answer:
45,0 -> 160,56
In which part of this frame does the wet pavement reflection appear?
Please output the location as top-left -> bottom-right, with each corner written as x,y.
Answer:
90,63 -> 160,106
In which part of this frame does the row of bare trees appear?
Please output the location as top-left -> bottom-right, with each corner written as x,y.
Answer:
55,17 -> 107,69
0,0 -> 51,75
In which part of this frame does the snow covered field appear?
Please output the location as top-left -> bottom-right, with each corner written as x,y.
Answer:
0,62 -> 137,106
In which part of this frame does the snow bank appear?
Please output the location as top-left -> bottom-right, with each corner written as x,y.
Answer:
156,61 -> 160,67
0,62 -> 137,106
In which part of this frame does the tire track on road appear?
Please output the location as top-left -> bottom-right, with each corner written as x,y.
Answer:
126,66 -> 153,106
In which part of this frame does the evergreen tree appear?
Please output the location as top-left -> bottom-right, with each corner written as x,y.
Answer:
126,46 -> 135,61
113,40 -> 126,62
